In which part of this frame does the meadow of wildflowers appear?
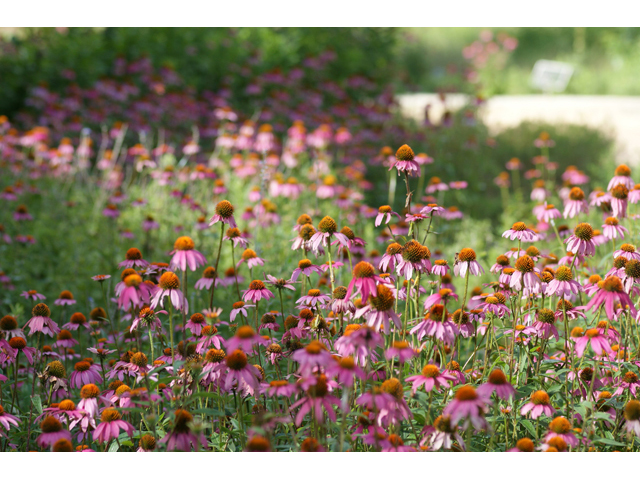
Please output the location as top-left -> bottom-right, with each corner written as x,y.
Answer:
1,53 -> 640,454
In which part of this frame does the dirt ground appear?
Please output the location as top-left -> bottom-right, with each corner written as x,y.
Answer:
397,93 -> 640,165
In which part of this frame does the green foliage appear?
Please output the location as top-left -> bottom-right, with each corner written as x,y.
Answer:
0,27 -> 398,117
395,27 -> 640,96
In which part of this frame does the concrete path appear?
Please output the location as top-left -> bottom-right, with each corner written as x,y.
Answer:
397,93 -> 640,165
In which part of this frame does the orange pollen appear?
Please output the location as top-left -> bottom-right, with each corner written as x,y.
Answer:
298,259 -> 312,269
58,399 -> 76,411
615,164 -> 632,176
515,255 -> 535,273
601,276 -> 623,293
40,415 -> 63,433
124,274 -> 142,287
422,365 -> 440,378
531,390 -> 550,405
554,266 -> 573,281
249,280 -> 265,290
125,248 -> 142,260
458,248 -> 476,262
174,236 -> 195,251
573,223 -> 594,241
74,361 -> 91,372
353,261 -> 375,278
621,243 -> 637,253
569,187 -> 585,201
158,272 -> 180,290
305,341 -> 327,355
226,350 -> 248,370
101,409 -> 121,422
511,222 -> 527,231
395,144 -> 415,161
242,249 -> 257,260
549,417 -> 571,434
488,369 -> 507,385
625,400 -> 640,421
215,200 -> 234,218
80,384 -> 100,399
455,386 -> 478,401
585,328 -> 600,338
236,325 -> 256,339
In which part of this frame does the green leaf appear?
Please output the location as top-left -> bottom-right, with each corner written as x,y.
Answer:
594,437 -> 626,447
520,419 -> 536,437
108,441 -> 119,452
31,394 -> 43,415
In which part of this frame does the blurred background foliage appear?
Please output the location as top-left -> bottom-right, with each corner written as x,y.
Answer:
2,27 -> 640,117
0,27 -> 623,221
397,27 -> 640,96
0,27 -> 397,116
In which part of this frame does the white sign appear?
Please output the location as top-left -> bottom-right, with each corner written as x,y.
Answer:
530,60 -> 574,93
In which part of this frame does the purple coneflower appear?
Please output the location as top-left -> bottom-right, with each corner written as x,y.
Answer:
476,369 -> 515,400
118,247 -> 149,269
533,203 -> 561,223
170,236 -> 207,272
194,266 -> 220,291
93,408 -> 135,443
411,304 -> 458,346
624,400 -> 640,437
291,258 -> 322,281
37,415 -> 71,448
375,205 -> 400,227
243,279 -> 274,303
544,417 -> 578,448
225,325 -> 269,353
346,261 -> 382,302
396,240 -> 431,279
502,221 -> 537,241
309,216 -> 349,253
384,340 -> 418,364
608,164 -> 634,190
563,187 -> 588,219
354,284 -> 401,334
291,374 -> 341,426
406,364 -> 454,394
545,265 -> 581,298
160,409 -> 207,452
54,290 -> 76,306
520,390 -> 555,419
390,144 -> 419,176
603,216 -> 628,240
574,328 -> 613,358
21,289 -> 46,301
292,340 -> 335,376
509,255 -> 541,294
378,242 -> 403,273
230,301 -> 254,323
0,404 -> 20,432
564,222 -> 596,257
614,243 -> 640,261
224,349 -> 261,394
150,271 -> 188,313
585,275 -> 637,319
24,303 -> 60,337
443,386 -> 489,431
209,199 -> 237,229
454,248 -> 484,277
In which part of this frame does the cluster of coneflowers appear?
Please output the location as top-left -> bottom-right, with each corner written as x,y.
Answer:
3,122 -> 640,453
